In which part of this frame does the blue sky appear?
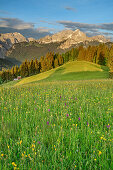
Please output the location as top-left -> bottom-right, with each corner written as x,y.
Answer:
0,0 -> 113,39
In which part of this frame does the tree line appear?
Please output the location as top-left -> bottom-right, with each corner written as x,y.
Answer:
0,43 -> 113,83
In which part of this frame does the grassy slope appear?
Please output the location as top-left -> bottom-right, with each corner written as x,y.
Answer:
15,61 -> 110,86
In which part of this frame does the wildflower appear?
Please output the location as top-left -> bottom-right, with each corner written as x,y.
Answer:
94,158 -> 97,161
1,154 -> 4,157
98,151 -> 102,156
60,96 -> 61,99
87,122 -> 89,127
55,148 -> 56,151
38,141 -> 40,144
47,121 -> 49,125
107,124 -> 110,128
12,162 -> 17,167
54,124 -> 55,127
75,165 -> 77,168
20,140 -> 22,145
78,117 -> 81,121
76,124 -> 77,127
8,145 -> 9,149
48,109 -> 50,112
65,103 -> 66,106
66,114 -> 69,117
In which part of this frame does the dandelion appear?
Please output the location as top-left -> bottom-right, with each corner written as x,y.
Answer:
94,158 -> 97,161
75,165 -> 77,168
1,154 -> 4,157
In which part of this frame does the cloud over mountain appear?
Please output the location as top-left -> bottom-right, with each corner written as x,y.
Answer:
0,18 -> 52,39
57,21 -> 113,40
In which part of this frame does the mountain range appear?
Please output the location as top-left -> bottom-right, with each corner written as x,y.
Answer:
38,29 -> 109,49
0,29 -> 111,70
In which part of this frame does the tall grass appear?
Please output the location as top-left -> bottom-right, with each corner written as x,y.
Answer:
0,80 -> 113,169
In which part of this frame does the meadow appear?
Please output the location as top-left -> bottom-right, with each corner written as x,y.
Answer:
0,79 -> 113,170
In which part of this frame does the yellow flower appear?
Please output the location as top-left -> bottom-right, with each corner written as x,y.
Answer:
94,158 -> 97,161
12,162 -> 17,167
75,165 -> 76,168
100,137 -> 103,140
32,144 -> 35,148
76,124 -> 77,127
22,153 -> 24,157
20,140 -> 22,145
98,151 -> 102,156
1,154 -> 4,157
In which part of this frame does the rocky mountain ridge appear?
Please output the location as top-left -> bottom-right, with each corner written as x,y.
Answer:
38,29 -> 109,49
0,32 -> 28,58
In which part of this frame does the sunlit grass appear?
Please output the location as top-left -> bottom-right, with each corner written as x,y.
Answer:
0,80 -> 113,169
15,61 -> 109,86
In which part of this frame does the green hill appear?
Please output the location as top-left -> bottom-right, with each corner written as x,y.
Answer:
15,61 -> 109,86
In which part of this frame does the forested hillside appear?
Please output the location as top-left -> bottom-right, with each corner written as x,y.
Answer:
0,43 -> 113,83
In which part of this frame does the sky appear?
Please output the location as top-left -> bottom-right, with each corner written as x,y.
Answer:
0,0 -> 113,40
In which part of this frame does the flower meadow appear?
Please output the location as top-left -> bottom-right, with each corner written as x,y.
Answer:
0,80 -> 113,170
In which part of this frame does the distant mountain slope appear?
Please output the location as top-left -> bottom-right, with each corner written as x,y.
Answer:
15,61 -> 109,86
0,32 -> 28,59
